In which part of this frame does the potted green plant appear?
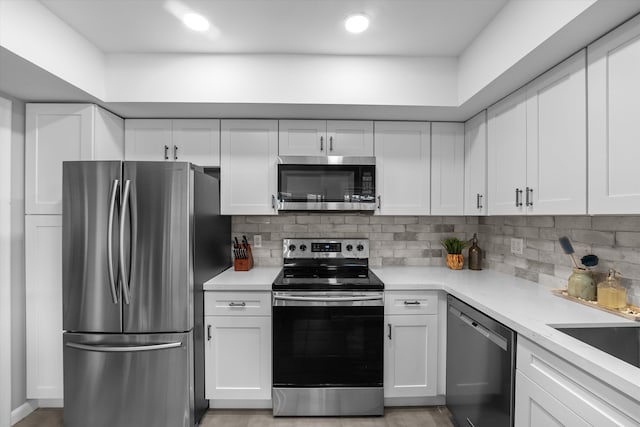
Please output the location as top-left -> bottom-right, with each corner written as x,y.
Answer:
441,237 -> 468,270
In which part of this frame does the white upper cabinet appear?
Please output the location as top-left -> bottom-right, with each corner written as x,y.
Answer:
278,120 -> 374,156
464,111 -> 487,215
374,121 -> 430,215
487,89 -> 528,215
125,119 -> 220,166
488,50 -> 587,215
220,119 -> 278,215
26,103 -> 124,215
588,15 -> 640,214
431,122 -> 465,215
525,50 -> 587,215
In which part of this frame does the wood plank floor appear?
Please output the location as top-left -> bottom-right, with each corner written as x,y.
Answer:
15,407 -> 454,427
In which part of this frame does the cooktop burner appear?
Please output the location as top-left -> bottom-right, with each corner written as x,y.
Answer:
272,238 -> 384,291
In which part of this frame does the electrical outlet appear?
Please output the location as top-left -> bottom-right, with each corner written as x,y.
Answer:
253,234 -> 262,248
510,238 -> 523,255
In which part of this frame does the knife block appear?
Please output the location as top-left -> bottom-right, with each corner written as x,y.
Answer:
233,244 -> 254,271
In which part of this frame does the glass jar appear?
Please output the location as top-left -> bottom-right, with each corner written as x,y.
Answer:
567,268 -> 595,301
597,269 -> 626,310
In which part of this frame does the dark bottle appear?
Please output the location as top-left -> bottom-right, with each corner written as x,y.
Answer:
468,233 -> 482,270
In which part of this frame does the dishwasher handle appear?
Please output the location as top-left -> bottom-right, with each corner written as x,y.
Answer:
449,306 -> 508,351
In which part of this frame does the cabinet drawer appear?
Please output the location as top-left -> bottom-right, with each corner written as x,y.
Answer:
205,291 -> 271,316
385,292 -> 438,315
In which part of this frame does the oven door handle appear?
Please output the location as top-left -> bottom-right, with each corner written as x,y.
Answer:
273,295 -> 383,302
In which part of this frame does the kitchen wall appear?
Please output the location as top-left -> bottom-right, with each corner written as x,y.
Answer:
233,213 -> 640,306
232,213 -> 479,267
478,215 -> 640,306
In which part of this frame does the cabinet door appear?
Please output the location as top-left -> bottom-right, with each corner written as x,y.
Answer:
204,316 -> 271,400
220,120 -> 278,215
526,50 -> 587,215
171,119 -> 220,166
515,371 -> 590,427
431,122 -> 465,215
25,104 -> 93,214
124,119 -> 172,161
588,15 -> 640,214
278,120 -> 326,156
374,121 -> 430,215
327,120 -> 374,156
384,314 -> 438,398
464,111 -> 487,215
25,215 -> 63,399
487,89 -> 527,215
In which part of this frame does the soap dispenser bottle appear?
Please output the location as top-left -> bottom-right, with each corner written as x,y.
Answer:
468,233 -> 482,271
597,269 -> 626,310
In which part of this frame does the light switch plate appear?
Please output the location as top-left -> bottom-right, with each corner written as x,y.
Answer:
510,238 -> 523,255
254,234 -> 262,248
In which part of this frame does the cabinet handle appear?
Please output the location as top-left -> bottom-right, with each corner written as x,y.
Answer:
164,145 -> 169,160
388,323 -> 392,340
329,136 -> 333,152
515,188 -> 523,207
272,194 -> 276,210
403,300 -> 421,305
228,301 -> 246,307
207,325 -> 212,341
526,187 -> 533,206
174,145 -> 178,160
377,195 -> 381,210
476,193 -> 483,209
320,136 -> 324,152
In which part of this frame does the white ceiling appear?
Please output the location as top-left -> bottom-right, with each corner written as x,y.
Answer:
38,0 -> 508,56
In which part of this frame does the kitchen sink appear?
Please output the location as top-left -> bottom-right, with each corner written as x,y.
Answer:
554,326 -> 640,368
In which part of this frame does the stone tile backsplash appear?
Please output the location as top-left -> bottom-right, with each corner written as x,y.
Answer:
478,215 -> 640,306
231,213 -> 478,268
232,213 -> 640,306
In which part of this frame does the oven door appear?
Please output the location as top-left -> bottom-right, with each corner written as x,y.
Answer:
272,291 -> 384,388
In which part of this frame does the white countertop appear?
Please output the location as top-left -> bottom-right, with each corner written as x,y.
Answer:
203,265 -> 640,401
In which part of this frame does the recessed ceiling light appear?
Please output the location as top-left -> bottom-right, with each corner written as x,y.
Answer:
345,14 -> 369,34
183,12 -> 210,32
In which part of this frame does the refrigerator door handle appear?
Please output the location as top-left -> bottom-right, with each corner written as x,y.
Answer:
119,179 -> 132,305
107,179 -> 119,304
66,341 -> 182,353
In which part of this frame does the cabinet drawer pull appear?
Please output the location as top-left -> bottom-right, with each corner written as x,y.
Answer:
207,325 -> 212,341
403,300 -> 421,305
388,323 -> 392,340
477,193 -> 483,209
320,136 -> 324,152
329,136 -> 333,152
164,145 -> 169,160
228,301 -> 246,307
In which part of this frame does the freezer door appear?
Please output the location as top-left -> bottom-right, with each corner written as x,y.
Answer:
63,161 -> 123,333
63,332 -> 194,427
122,162 -> 192,333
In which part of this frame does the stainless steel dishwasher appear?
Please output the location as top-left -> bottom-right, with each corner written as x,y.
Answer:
446,295 -> 515,427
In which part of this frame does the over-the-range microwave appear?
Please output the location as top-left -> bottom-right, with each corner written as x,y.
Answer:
277,156 -> 376,211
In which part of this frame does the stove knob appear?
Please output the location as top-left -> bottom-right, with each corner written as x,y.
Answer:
288,244 -> 296,252
356,244 -> 364,252
299,244 -> 307,251
346,244 -> 353,251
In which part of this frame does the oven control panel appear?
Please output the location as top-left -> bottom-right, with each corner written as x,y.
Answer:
283,239 -> 369,259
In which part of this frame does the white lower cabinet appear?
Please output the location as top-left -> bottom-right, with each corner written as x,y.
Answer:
515,337 -> 640,426
384,292 -> 439,402
204,291 -> 272,406
25,215 -> 63,399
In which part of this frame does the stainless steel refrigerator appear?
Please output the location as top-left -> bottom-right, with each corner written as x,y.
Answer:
62,161 -> 231,427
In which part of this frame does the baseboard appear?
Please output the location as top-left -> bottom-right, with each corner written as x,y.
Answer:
384,395 -> 446,407
11,401 -> 37,426
37,399 -> 63,408
208,399 -> 272,409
